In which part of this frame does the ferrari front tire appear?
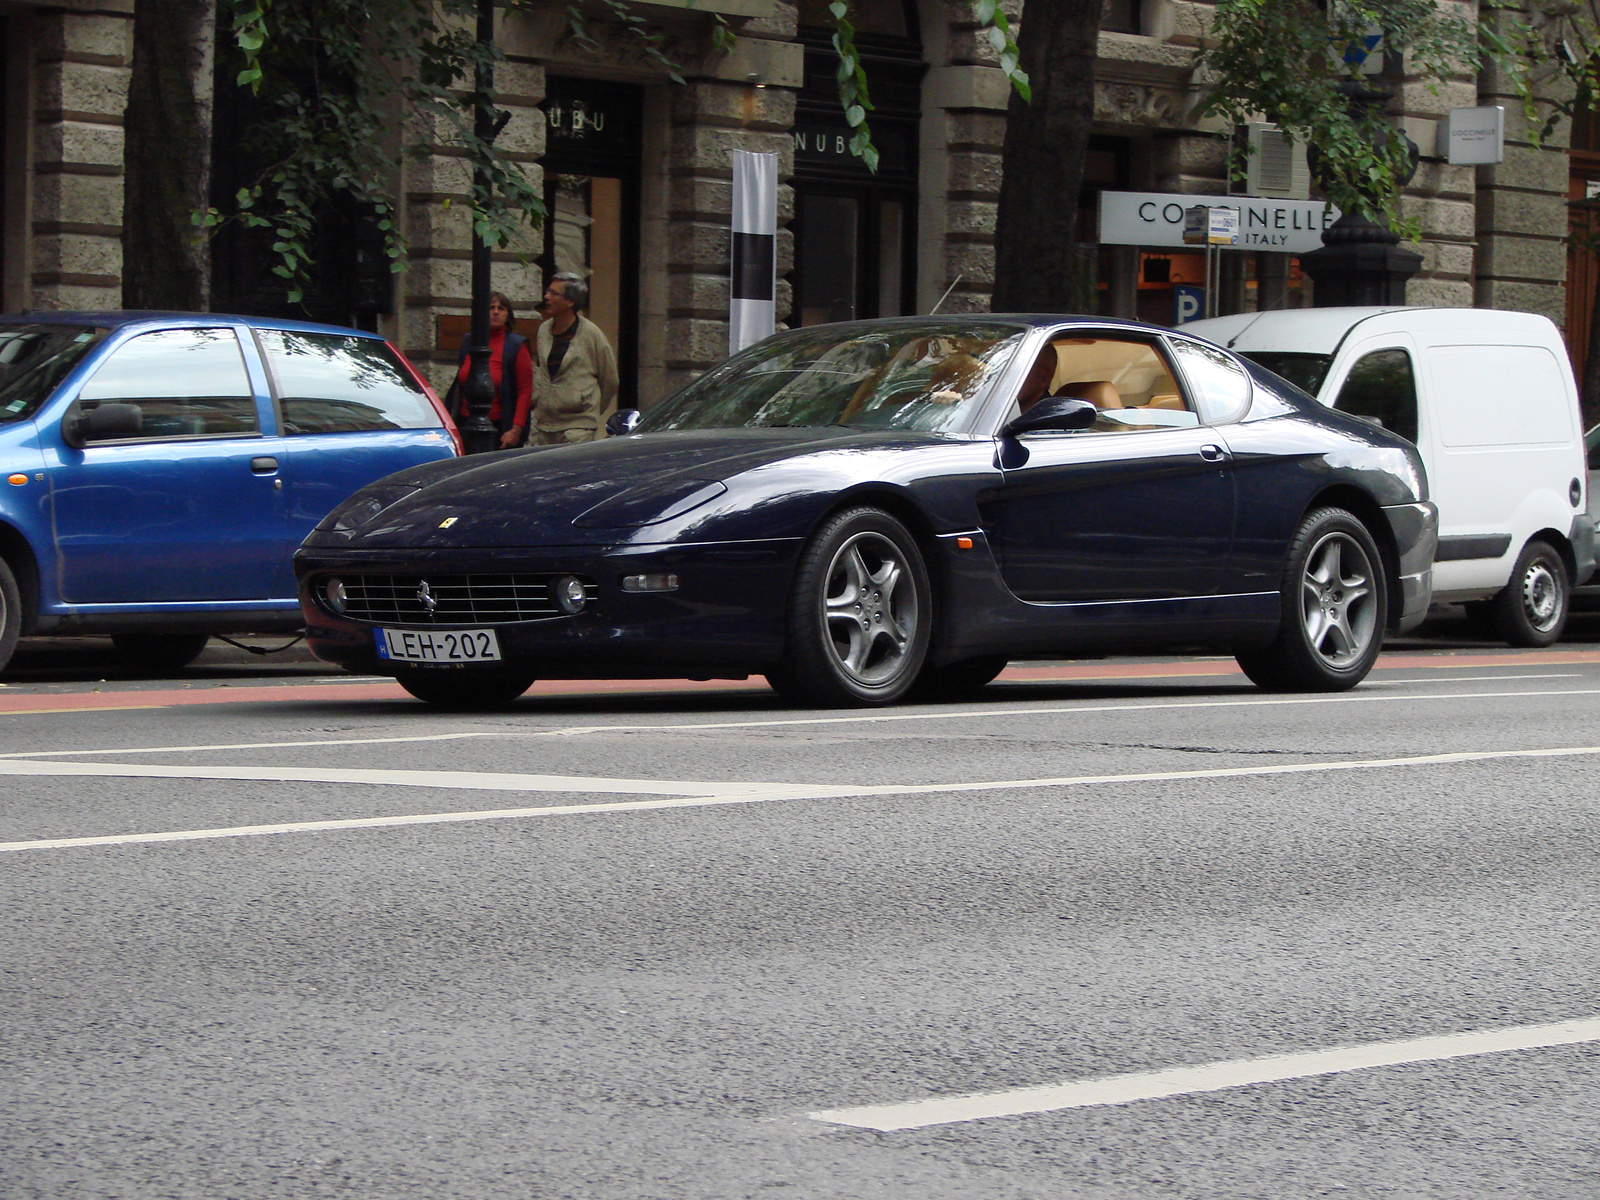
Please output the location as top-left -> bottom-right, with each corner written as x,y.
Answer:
393,667 -> 536,710
775,506 -> 931,707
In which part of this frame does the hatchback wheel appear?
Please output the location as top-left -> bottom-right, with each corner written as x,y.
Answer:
911,655 -> 1008,700
0,559 -> 21,674
1236,507 -> 1387,692
1491,538 -> 1568,647
771,507 -> 931,707
112,633 -> 211,674
393,667 -> 536,709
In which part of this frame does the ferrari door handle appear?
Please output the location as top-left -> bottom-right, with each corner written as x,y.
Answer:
250,456 -> 279,474
1199,444 -> 1230,462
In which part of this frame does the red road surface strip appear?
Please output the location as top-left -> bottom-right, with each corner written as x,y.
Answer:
0,649 -> 1595,715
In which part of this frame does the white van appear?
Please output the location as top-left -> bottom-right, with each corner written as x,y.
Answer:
1185,307 -> 1596,645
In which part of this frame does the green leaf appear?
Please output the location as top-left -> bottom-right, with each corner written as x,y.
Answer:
845,104 -> 865,126
975,0 -> 997,22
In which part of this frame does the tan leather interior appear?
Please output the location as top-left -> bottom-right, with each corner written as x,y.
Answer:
1144,393 -> 1186,410
1054,379 -> 1122,409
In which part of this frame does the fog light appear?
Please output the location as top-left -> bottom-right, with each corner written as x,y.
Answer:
324,578 -> 347,613
621,573 -> 679,593
554,575 -> 588,614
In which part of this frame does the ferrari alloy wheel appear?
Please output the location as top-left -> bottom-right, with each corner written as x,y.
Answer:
112,633 -> 211,674
1236,507 -> 1387,692
1490,538 -> 1568,648
393,667 -> 537,710
772,507 -> 931,707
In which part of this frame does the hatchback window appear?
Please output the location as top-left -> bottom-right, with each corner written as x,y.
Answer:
76,327 -> 258,439
0,325 -> 105,423
257,330 -> 436,434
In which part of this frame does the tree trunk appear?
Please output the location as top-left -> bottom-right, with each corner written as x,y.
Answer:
123,0 -> 216,310
991,0 -> 1107,312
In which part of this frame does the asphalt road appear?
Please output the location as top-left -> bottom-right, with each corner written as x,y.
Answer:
2,616 -> 1599,1199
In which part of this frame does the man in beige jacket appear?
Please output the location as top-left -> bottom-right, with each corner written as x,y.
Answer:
531,271 -> 620,445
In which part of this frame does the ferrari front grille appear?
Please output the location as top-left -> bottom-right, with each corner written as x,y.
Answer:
328,573 -> 596,625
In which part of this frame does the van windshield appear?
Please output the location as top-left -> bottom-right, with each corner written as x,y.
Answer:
0,325 -> 106,423
1239,351 -> 1332,397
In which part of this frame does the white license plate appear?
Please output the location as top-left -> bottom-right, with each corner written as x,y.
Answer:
375,627 -> 501,664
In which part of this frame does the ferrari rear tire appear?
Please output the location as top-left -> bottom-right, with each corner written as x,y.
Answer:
1490,538 -> 1568,647
112,632 -> 210,674
911,655 -> 1008,699
1235,506 -> 1387,692
776,506 -> 931,707
393,667 -> 536,710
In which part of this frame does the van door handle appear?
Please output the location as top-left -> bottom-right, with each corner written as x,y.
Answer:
1199,444 -> 1230,462
250,456 -> 279,474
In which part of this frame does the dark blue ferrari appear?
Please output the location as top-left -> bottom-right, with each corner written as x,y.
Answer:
294,316 -> 1437,708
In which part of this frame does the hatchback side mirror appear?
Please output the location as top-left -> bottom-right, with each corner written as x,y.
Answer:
606,408 -> 642,436
1002,396 -> 1097,437
63,402 -> 143,449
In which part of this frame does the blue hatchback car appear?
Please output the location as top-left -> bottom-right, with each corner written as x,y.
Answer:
0,312 -> 460,672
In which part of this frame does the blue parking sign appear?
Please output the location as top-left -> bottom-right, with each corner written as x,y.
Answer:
1174,285 -> 1204,325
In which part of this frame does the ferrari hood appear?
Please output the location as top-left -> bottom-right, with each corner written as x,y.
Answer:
307,427 -> 911,549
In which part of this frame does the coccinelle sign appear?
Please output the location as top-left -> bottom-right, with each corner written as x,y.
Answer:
1099,191 -> 1339,253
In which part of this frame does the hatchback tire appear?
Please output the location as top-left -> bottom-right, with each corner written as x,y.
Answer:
112,632 -> 211,674
911,655 -> 1008,699
393,667 -> 536,709
0,559 -> 21,674
1490,538 -> 1568,647
1236,507 -> 1387,692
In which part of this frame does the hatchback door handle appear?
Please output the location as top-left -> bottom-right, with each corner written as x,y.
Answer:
251,456 -> 279,474
1199,444 -> 1229,462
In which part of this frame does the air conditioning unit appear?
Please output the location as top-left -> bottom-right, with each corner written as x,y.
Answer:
1241,123 -> 1311,200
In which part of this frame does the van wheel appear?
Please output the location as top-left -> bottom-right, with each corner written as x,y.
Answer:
1491,539 -> 1568,647
112,633 -> 211,673
1235,507 -> 1387,692
0,559 -> 21,674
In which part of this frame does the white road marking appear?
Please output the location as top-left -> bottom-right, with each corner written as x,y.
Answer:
808,1015 -> 1600,1130
1372,673 -> 1580,684
526,686 -> 1600,740
0,731 -> 500,759
2,686 -> 1596,762
3,743 -> 1599,854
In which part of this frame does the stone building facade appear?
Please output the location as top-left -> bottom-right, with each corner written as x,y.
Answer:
0,0 -> 1583,407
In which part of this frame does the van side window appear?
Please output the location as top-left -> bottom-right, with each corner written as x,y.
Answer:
1333,349 -> 1418,444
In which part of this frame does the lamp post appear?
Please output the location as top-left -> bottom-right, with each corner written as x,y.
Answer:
460,0 -> 511,455
1300,77 -> 1422,306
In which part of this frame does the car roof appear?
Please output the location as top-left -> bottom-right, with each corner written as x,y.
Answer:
0,311 -> 388,339
1183,306 -> 1559,355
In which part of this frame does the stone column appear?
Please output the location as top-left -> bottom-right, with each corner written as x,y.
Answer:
30,11 -> 131,310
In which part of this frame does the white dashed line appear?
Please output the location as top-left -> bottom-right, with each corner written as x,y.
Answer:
3,742 -> 1599,853
808,1016 -> 1600,1130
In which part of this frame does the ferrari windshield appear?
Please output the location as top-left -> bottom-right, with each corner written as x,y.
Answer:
637,320 -> 1032,433
0,324 -> 105,423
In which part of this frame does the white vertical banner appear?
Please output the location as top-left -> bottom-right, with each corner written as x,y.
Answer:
729,149 -> 778,354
